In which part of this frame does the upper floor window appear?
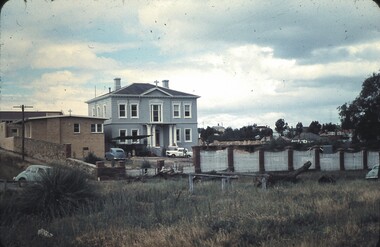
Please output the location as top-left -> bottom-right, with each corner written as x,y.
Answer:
119,104 -> 126,118
92,107 -> 95,117
173,103 -> 180,118
184,104 -> 191,118
150,104 -> 162,122
131,104 -> 139,118
91,123 -> 103,133
103,105 -> 107,118
74,123 -> 80,133
97,106 -> 101,117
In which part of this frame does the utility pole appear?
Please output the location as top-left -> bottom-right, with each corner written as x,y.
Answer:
13,104 -> 33,160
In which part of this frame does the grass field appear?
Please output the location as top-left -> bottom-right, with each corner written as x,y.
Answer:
1,169 -> 379,247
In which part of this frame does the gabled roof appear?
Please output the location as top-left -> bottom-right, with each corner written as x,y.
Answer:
86,83 -> 199,103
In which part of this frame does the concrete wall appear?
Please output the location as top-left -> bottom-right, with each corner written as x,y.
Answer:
65,158 -> 97,178
193,146 -> 379,173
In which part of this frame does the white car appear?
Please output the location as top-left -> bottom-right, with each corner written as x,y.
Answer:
365,165 -> 379,179
13,165 -> 52,182
166,147 -> 192,158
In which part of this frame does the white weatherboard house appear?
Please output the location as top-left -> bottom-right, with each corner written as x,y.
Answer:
86,78 -> 200,156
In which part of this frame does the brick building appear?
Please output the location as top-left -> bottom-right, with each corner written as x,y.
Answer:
21,115 -> 106,159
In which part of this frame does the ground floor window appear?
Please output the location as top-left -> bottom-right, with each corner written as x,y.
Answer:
184,128 -> 192,142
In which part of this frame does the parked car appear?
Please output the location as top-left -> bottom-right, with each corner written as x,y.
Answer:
365,165 -> 379,179
105,148 -> 126,161
166,147 -> 191,158
13,165 -> 52,182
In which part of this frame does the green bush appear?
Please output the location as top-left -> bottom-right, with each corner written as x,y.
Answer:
16,166 -> 98,220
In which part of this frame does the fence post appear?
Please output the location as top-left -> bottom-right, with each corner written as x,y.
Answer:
193,146 -> 201,173
313,146 -> 321,170
362,148 -> 368,170
286,146 -> 294,171
188,174 -> 194,193
259,148 -> 265,172
338,148 -> 345,171
227,146 -> 234,172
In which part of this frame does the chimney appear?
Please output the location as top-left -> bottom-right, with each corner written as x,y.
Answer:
114,78 -> 121,91
162,80 -> 169,88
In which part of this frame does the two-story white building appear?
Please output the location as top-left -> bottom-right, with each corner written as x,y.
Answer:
86,78 -> 200,156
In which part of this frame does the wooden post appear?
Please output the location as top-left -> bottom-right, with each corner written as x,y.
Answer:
314,146 -> 321,170
259,148 -> 265,172
188,174 -> 194,193
286,146 -> 294,171
362,148 -> 368,170
193,146 -> 201,173
227,146 -> 234,172
338,148 -> 345,171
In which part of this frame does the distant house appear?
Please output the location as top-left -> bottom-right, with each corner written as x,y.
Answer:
20,115 -> 106,159
212,124 -> 225,134
86,78 -> 200,156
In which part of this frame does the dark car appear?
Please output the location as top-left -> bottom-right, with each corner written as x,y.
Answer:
105,148 -> 126,161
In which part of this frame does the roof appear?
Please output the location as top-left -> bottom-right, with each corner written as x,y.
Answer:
0,111 -> 63,122
86,83 -> 199,103
14,115 -> 107,123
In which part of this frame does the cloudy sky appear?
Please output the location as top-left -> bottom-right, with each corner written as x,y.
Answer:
1,0 -> 379,129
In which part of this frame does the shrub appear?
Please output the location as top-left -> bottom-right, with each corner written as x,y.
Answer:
84,152 -> 103,164
141,159 -> 152,169
16,166 -> 98,220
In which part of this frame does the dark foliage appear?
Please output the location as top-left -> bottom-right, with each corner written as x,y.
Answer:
16,166 -> 97,220
84,152 -> 103,164
308,121 -> 322,135
338,72 -> 380,144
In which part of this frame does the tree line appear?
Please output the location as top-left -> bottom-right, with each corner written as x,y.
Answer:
200,72 -> 380,148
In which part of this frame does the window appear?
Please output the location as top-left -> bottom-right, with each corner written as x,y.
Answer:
184,128 -> 192,142
91,123 -> 103,133
150,104 -> 162,122
131,129 -> 139,143
74,123 -> 80,133
184,104 -> 191,118
92,107 -> 95,117
173,103 -> 180,118
131,104 -> 139,118
97,106 -> 101,117
176,128 -> 181,143
119,129 -> 127,143
119,104 -> 126,118
103,105 -> 107,118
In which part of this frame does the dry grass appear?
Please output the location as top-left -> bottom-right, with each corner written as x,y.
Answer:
1,173 -> 379,247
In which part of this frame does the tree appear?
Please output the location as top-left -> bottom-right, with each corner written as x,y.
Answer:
308,121 -> 321,135
295,122 -> 303,137
338,72 -> 380,142
275,119 -> 286,136
321,123 -> 338,133
200,126 -> 217,145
